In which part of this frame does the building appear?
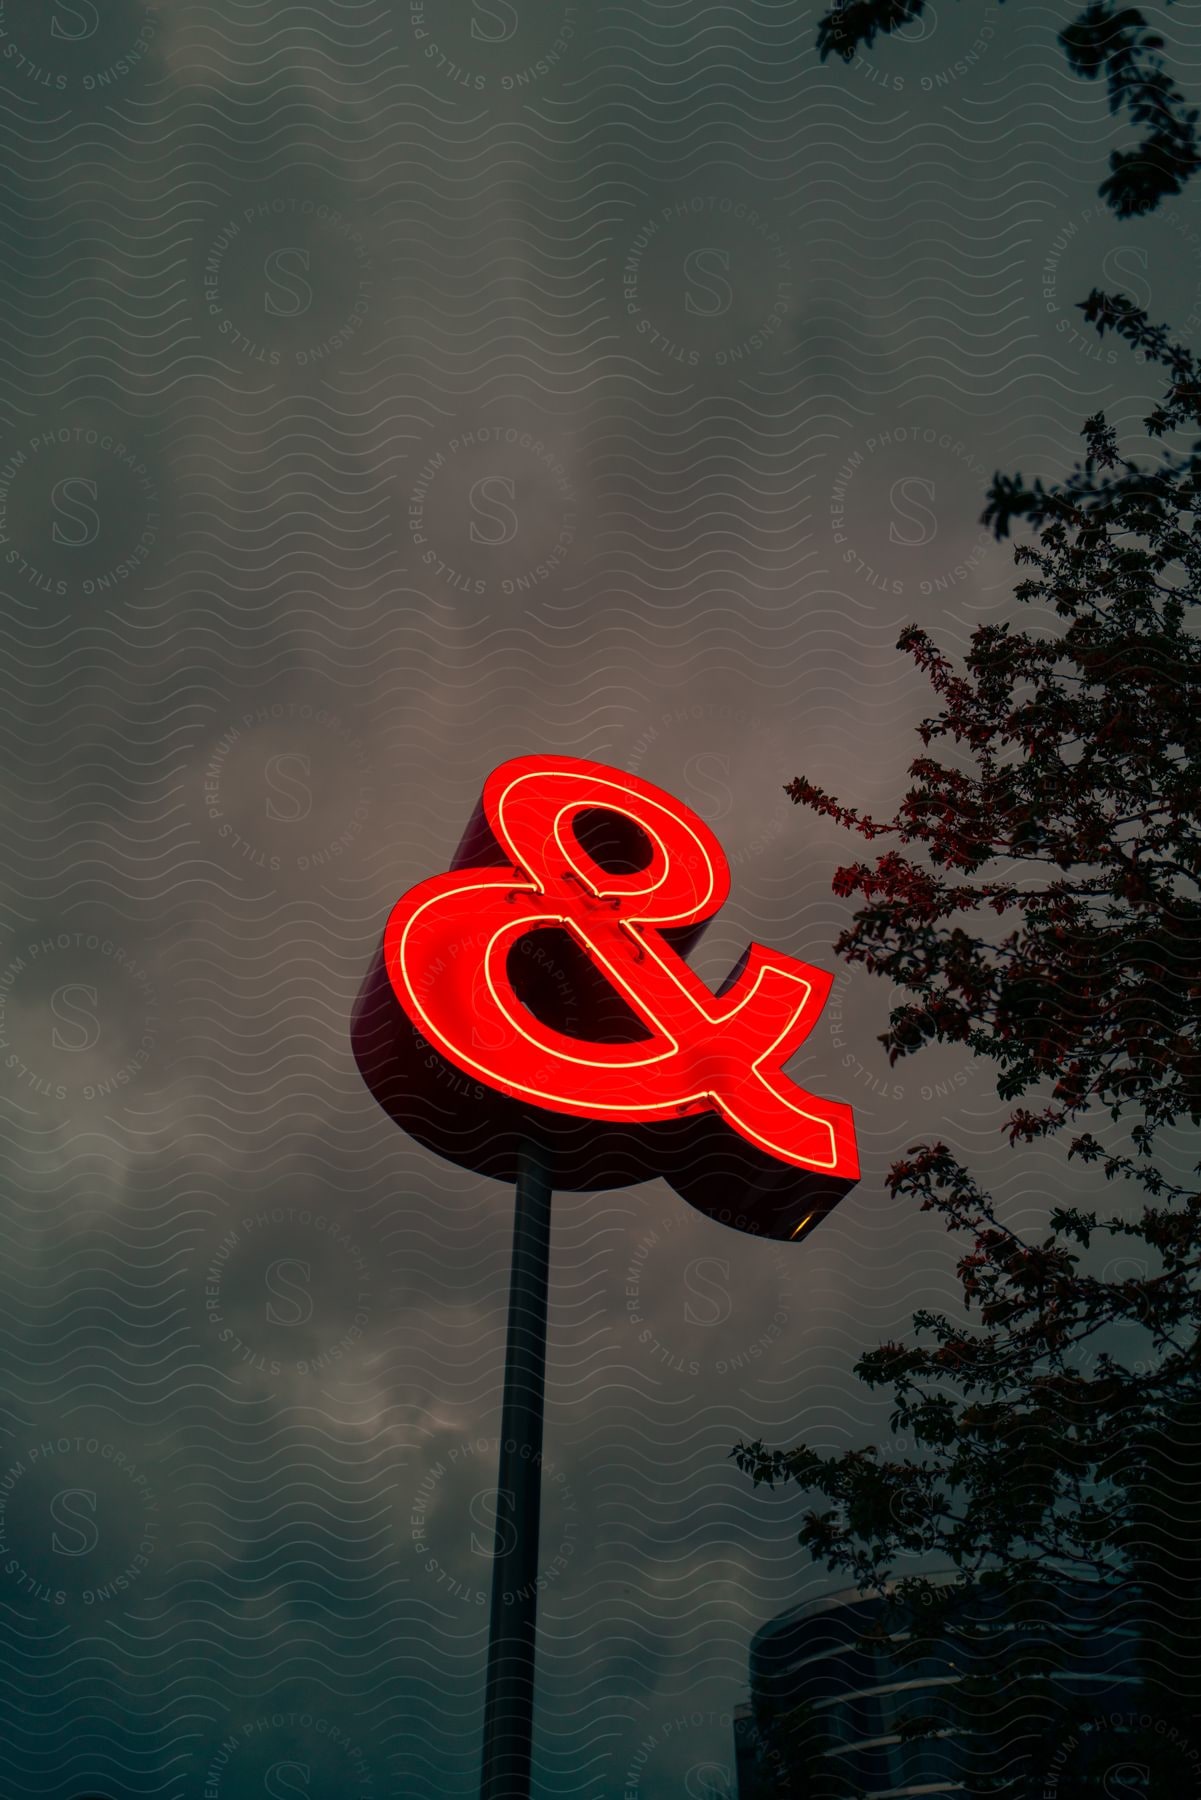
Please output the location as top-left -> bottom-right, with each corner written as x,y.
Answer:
737,1577 -> 1145,1797
733,1701 -> 784,1800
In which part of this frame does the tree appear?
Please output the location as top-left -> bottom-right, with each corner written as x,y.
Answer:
736,294 -> 1201,1795
819,1 -> 1200,216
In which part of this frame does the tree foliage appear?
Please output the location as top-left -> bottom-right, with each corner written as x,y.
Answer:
737,297 -> 1201,1793
819,1 -> 1200,215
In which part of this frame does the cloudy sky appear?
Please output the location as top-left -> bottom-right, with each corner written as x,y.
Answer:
1,1 -> 1199,1795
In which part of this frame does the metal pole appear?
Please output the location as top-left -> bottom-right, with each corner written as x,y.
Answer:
479,1137 -> 554,1800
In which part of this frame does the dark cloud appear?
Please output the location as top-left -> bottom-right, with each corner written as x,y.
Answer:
1,0 -> 1198,1794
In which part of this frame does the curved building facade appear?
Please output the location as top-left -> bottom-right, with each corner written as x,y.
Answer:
740,1578 -> 1145,1798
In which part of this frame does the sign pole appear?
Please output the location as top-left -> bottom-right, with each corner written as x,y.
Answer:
352,755 -> 862,1797
479,1136 -> 554,1800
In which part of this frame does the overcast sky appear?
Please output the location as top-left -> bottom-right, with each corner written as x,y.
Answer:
1,1 -> 1199,1795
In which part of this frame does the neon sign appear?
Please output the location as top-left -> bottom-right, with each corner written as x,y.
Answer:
353,755 -> 858,1241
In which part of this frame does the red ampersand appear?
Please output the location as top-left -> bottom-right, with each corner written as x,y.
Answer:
353,755 -> 859,1242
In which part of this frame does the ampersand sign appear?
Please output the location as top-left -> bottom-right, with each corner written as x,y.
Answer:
353,755 -> 858,1241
